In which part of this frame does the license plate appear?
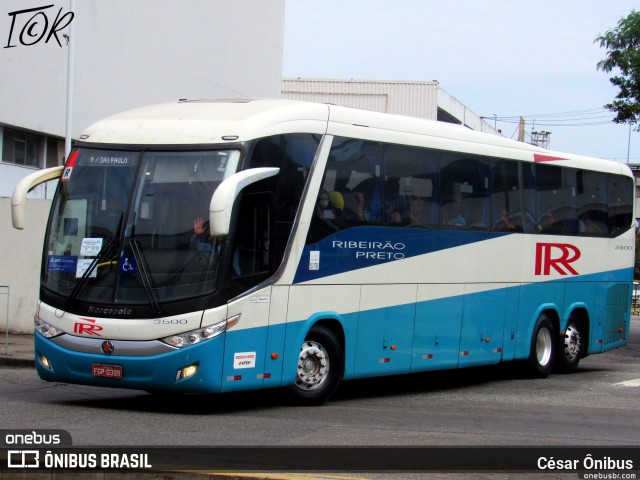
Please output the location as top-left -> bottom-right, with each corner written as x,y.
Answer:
92,363 -> 123,379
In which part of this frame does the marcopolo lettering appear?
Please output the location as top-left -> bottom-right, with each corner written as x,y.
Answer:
87,306 -> 133,316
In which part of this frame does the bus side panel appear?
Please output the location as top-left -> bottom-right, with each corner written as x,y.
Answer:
500,284 -> 521,362
513,282 -> 564,360
596,281 -> 631,352
221,287 -> 272,392
260,285 -> 290,388
353,285 -> 416,377
412,284 -> 463,372
459,284 -> 508,368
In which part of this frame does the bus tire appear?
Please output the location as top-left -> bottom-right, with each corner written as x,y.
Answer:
289,325 -> 343,405
554,315 -> 584,374
527,313 -> 556,378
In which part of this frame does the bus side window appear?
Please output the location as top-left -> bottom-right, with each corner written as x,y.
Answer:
441,156 -> 489,229
577,170 -> 608,236
384,144 -> 439,228
535,164 -> 577,235
608,174 -> 634,237
491,159 -> 523,232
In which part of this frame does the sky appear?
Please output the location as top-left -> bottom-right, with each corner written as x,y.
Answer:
283,0 -> 640,163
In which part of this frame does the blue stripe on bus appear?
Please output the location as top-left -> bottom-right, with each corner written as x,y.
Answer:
294,227 -> 509,283
35,267 -> 631,394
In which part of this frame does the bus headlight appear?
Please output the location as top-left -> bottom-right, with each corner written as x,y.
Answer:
161,314 -> 240,349
34,317 -> 63,338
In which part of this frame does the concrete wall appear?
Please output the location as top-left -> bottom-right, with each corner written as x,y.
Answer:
0,198 -> 51,333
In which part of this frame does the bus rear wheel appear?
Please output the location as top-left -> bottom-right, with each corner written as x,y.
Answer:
289,325 -> 343,405
555,316 -> 584,374
527,313 -> 556,378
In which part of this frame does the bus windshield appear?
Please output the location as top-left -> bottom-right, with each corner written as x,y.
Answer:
43,147 -> 241,308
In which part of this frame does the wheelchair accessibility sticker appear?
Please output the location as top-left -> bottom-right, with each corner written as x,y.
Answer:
120,256 -> 136,274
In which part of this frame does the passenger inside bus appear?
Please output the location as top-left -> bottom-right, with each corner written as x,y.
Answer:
191,216 -> 241,275
307,189 -> 342,243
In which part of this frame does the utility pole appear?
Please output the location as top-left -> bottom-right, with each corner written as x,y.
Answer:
518,116 -> 525,142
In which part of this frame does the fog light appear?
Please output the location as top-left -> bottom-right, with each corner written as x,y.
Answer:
176,364 -> 198,381
183,365 -> 198,378
39,354 -> 52,370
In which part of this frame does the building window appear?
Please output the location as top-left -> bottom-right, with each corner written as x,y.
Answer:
46,137 -> 64,167
2,128 -> 42,167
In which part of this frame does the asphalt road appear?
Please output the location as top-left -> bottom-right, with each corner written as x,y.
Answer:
1,319 -> 639,479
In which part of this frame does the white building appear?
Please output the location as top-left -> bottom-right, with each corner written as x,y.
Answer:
0,0 -> 285,333
282,78 -> 501,135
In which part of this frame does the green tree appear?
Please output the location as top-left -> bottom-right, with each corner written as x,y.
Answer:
595,10 -> 640,129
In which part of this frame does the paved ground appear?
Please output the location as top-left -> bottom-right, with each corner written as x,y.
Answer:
0,332 -> 35,367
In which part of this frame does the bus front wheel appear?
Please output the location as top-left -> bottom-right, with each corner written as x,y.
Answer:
527,313 -> 556,378
289,325 -> 343,405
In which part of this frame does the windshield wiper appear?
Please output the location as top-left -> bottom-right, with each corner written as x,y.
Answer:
128,238 -> 162,316
63,213 -> 123,311
64,239 -> 115,310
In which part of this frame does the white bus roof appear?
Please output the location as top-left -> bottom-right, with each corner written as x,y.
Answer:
78,98 -> 629,176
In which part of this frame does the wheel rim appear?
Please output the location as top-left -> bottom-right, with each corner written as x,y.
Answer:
536,326 -> 553,367
563,324 -> 582,362
295,340 -> 330,391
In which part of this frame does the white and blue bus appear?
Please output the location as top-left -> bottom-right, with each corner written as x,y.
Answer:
12,99 -> 634,404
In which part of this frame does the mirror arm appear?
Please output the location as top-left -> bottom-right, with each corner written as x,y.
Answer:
209,167 -> 280,236
11,166 -> 64,229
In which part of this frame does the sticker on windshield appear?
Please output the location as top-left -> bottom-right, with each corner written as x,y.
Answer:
47,255 -> 77,273
120,256 -> 136,274
76,259 -> 97,278
80,238 -> 103,257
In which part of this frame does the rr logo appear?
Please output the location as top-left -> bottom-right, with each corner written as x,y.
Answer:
73,318 -> 103,337
535,243 -> 581,276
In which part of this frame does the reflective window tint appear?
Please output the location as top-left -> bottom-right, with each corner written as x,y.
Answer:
535,163 -> 577,235
384,144 -> 439,227
491,160 -> 523,232
609,174 -> 634,237
577,170 -> 608,236
305,136 -> 634,245
441,156 -> 489,229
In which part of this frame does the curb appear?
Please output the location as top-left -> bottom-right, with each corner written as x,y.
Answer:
0,356 -> 34,368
